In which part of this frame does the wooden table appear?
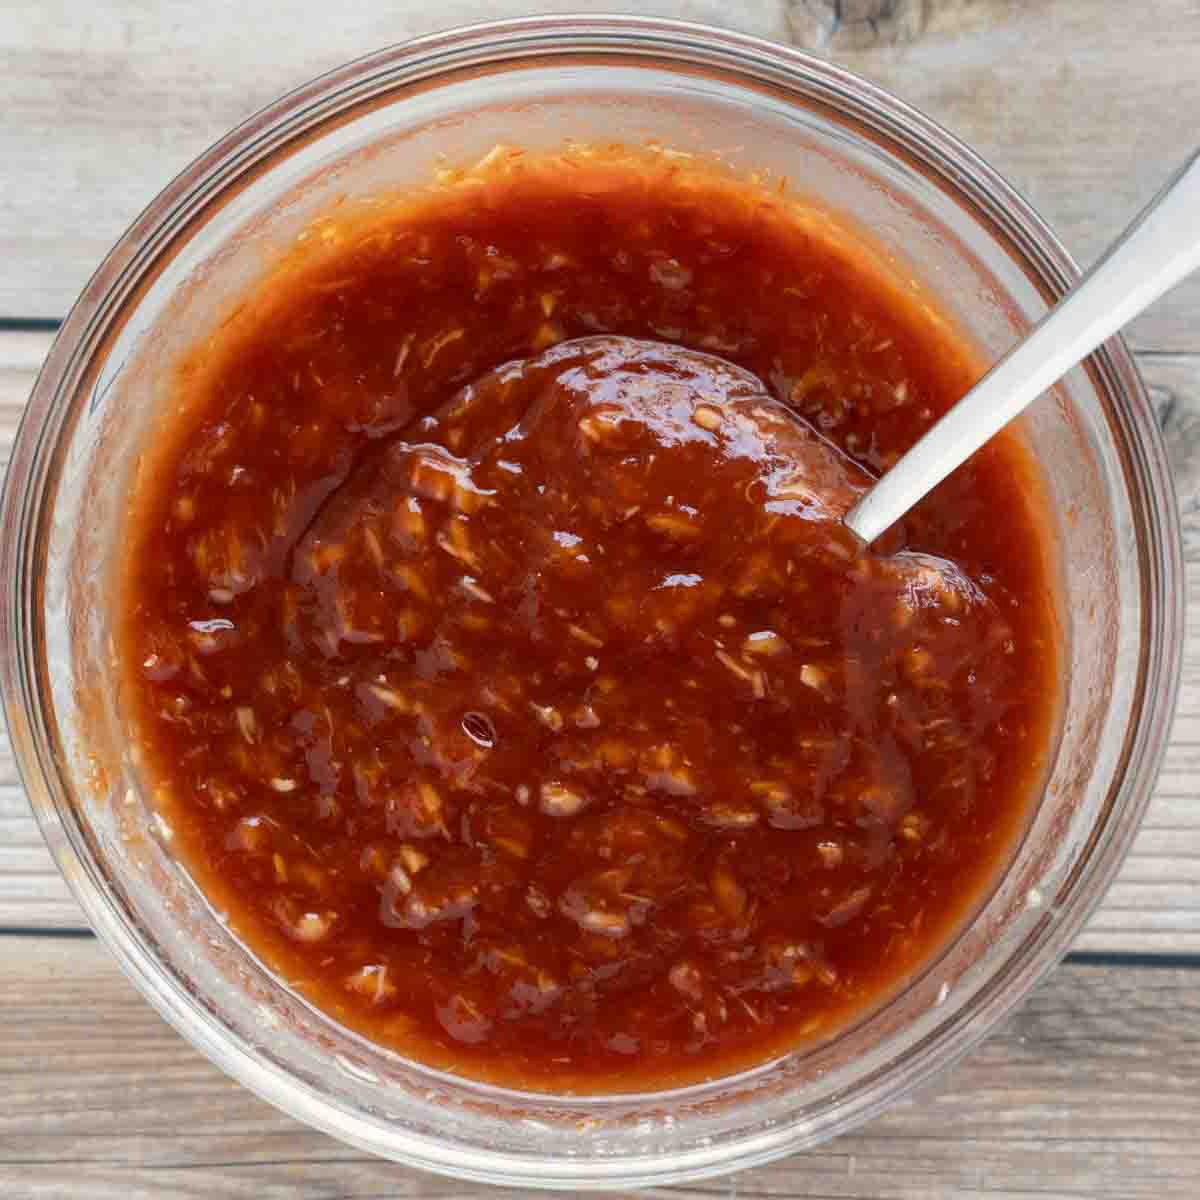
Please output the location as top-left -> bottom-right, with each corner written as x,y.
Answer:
3,3 -> 1199,1196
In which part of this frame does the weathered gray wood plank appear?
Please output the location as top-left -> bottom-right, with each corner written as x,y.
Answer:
3,936 -> 1197,1198
3,332 -> 1200,949
0,0 -> 786,326
824,0 -> 1200,353
3,2 -> 1200,350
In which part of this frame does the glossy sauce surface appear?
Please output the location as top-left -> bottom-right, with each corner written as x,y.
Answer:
120,147 -> 1057,1091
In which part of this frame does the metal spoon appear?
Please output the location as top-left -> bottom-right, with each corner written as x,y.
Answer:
843,147 -> 1200,545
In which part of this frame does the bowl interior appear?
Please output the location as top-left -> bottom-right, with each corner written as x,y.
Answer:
2,20 -> 1179,1188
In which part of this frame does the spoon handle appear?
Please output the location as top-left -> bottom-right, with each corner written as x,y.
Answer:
843,146 -> 1200,545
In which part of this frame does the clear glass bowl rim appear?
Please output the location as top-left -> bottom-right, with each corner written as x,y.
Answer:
0,13 -> 1184,1188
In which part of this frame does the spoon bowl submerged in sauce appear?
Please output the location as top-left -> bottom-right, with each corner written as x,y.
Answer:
283,333 -> 1007,1076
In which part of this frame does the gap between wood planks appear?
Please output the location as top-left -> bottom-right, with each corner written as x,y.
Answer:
7,897 -> 1200,980
4,922 -> 1198,973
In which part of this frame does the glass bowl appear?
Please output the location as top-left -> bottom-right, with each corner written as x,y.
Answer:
0,15 -> 1182,1189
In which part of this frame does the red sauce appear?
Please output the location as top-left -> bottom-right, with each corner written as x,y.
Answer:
120,146 -> 1057,1091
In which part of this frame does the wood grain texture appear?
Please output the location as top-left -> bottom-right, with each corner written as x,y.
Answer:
2,333 -> 1199,949
3,2 -> 1200,349
2,935 -> 1197,1199
823,0 -> 1200,353
0,0 -> 788,327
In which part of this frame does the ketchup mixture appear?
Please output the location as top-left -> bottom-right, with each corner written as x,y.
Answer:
120,146 -> 1057,1090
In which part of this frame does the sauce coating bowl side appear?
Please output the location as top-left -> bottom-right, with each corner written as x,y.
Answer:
0,16 -> 1181,1188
